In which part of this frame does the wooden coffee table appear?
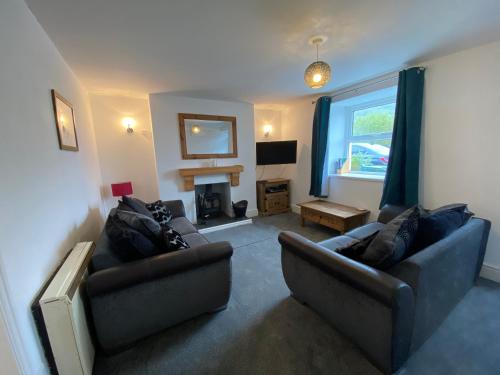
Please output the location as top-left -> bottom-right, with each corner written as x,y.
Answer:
298,200 -> 370,234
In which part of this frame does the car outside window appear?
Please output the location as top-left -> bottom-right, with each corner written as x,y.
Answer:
346,101 -> 395,176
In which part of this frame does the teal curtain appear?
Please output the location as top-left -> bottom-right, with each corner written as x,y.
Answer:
380,67 -> 425,208
309,96 -> 331,197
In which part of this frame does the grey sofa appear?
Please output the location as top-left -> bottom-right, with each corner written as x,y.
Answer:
87,200 -> 233,353
279,205 -> 490,374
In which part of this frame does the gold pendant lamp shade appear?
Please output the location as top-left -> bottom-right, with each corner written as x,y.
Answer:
304,36 -> 331,89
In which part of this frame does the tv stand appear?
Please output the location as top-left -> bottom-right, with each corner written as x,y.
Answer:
256,178 -> 290,216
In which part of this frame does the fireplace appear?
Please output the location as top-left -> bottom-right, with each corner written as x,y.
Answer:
197,185 -> 222,219
195,183 -> 231,224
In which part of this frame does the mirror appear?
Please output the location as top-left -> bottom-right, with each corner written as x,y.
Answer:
178,113 -> 238,159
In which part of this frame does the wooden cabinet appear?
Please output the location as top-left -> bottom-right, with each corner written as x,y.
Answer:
257,179 -> 290,216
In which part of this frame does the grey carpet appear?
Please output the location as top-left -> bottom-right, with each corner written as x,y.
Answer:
93,213 -> 500,375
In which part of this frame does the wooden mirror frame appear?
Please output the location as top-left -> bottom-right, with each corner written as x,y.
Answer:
178,113 -> 238,159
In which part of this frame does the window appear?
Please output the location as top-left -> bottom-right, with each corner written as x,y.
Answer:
329,85 -> 397,178
347,100 -> 395,175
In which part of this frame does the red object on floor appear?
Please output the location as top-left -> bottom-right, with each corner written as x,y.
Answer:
111,182 -> 133,197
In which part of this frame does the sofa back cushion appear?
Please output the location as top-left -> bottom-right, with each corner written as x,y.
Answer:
122,196 -> 155,218
412,203 -> 473,252
360,206 -> 421,269
91,230 -> 125,272
114,209 -> 162,240
106,214 -> 163,262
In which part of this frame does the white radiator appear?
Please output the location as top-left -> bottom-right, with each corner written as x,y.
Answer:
39,242 -> 95,375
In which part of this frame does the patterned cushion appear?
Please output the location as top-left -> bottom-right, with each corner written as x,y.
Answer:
360,205 -> 421,269
162,225 -> 190,251
146,200 -> 173,227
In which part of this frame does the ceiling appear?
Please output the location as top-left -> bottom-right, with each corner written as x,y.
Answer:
25,0 -> 500,104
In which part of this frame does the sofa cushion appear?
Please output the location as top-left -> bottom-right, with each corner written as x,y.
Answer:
182,232 -> 210,248
378,205 -> 410,224
162,226 -> 190,251
361,205 -> 421,269
117,200 -> 135,212
114,209 -> 162,240
122,196 -> 155,219
318,235 -> 358,252
106,214 -> 163,261
412,203 -> 473,252
91,230 -> 124,272
170,217 -> 198,235
336,231 -> 379,260
145,200 -> 173,226
345,222 -> 385,240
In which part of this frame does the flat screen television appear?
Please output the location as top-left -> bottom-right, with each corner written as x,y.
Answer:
256,140 -> 297,165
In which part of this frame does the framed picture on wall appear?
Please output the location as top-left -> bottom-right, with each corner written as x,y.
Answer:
51,89 -> 79,151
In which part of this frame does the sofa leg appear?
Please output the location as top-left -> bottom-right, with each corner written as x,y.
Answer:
209,304 -> 228,313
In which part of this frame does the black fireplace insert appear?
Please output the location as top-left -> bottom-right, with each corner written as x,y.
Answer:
197,184 -> 222,220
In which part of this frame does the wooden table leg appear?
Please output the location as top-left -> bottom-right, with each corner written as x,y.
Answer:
301,216 -> 305,227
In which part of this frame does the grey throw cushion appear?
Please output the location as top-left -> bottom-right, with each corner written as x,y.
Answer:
114,209 -> 162,240
361,205 -> 421,269
117,200 -> 135,212
336,231 -> 379,261
105,214 -> 163,261
122,196 -> 155,219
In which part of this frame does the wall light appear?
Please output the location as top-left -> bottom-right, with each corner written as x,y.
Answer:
263,124 -> 273,138
122,117 -> 135,133
191,124 -> 201,135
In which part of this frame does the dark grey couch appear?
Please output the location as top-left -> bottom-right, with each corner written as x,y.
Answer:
279,205 -> 490,374
87,200 -> 233,353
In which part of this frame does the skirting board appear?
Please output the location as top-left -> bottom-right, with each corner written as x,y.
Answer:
198,218 -> 252,234
246,208 -> 259,218
291,204 -> 301,214
480,263 -> 500,283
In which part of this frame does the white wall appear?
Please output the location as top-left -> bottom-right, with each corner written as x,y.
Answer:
150,94 -> 257,221
280,98 -> 316,205
89,94 -> 159,214
281,40 -> 500,277
0,0 -> 104,373
254,108 -> 293,181
0,311 -> 19,375
420,41 -> 500,274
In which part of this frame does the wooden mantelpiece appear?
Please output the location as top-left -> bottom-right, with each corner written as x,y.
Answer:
178,165 -> 244,191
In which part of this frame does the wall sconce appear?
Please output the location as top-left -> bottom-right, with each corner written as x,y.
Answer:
191,124 -> 201,135
263,124 -> 273,138
122,117 -> 135,134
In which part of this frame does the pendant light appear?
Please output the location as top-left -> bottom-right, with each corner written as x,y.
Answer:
304,36 -> 331,89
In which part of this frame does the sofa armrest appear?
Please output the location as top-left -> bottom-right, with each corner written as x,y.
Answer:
87,241 -> 232,297
387,218 -> 491,351
279,231 -> 414,374
279,231 -> 410,306
162,199 -> 186,218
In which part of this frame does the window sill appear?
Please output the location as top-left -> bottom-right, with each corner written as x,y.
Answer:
330,173 -> 385,182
